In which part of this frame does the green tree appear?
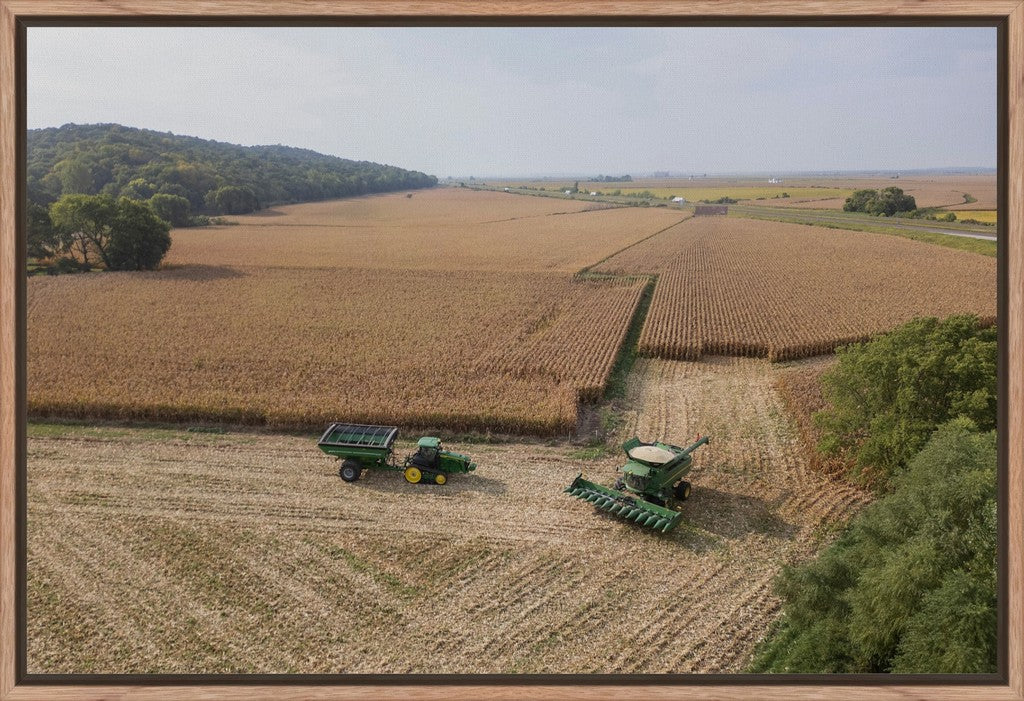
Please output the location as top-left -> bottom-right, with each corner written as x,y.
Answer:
26,201 -> 63,260
106,197 -> 171,270
843,189 -> 877,212
751,419 -> 996,674
49,194 -> 171,271
843,187 -> 916,216
205,185 -> 259,215
120,178 -> 157,200
148,193 -> 191,227
54,157 -> 93,195
49,193 -> 117,268
815,315 -> 996,489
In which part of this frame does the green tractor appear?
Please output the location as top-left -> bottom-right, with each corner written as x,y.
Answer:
317,423 -> 476,485
564,435 -> 710,533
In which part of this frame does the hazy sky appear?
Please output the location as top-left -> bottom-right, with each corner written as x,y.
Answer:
27,26 -> 996,177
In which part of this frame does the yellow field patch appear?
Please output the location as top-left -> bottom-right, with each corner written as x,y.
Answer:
29,268 -> 644,434
945,209 -> 997,223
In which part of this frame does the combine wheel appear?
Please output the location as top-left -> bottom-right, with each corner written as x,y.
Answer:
404,466 -> 422,484
434,472 -> 447,485
339,460 -> 362,482
674,481 -> 692,501
614,478 -> 625,491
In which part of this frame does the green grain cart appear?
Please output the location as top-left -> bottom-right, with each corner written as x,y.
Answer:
564,435 -> 710,533
317,422 -> 476,485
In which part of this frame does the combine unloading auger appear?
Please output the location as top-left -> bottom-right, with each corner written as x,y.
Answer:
564,435 -> 710,533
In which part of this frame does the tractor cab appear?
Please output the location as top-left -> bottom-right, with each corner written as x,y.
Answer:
409,436 -> 441,469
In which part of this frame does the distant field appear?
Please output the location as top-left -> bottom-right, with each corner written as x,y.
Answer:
168,189 -> 684,273
579,187 -> 850,202
492,174 -> 997,211
594,217 -> 996,361
493,181 -> 850,202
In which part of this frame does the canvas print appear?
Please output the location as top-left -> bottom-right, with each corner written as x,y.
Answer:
24,26 -> 998,674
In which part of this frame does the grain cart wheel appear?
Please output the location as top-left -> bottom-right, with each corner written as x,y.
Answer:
339,460 -> 361,482
434,473 -> 447,485
404,466 -> 422,484
674,481 -> 692,501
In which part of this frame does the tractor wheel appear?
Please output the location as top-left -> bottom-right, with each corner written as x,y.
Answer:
339,460 -> 361,482
674,481 -> 692,501
434,472 -> 447,485
404,466 -> 422,484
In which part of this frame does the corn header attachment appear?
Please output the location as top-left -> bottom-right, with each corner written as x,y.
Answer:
564,435 -> 710,533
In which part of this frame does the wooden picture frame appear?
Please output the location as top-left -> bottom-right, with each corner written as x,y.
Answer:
1,2 -> 1020,699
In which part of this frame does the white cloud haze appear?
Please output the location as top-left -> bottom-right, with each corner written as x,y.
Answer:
28,26 -> 996,177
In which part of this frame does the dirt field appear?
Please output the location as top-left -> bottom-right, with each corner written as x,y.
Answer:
27,356 -> 871,674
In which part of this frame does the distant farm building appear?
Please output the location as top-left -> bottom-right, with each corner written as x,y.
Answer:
695,204 -> 729,216
672,196 -> 686,203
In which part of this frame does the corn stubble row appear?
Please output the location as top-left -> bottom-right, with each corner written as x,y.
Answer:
28,268 -> 644,434
595,217 -> 996,362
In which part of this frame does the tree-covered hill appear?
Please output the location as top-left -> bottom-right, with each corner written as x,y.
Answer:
27,123 -> 437,214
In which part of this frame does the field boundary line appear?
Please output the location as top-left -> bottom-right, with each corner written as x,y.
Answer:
575,216 -> 692,277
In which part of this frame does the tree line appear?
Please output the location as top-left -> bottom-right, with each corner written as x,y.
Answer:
27,123 -> 438,271
751,315 -> 997,673
29,123 -> 437,217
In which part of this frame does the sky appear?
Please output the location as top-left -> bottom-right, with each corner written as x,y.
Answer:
27,26 -> 997,178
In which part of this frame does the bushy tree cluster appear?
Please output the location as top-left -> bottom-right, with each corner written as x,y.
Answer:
815,314 -> 996,489
751,315 -> 998,674
39,194 -> 170,271
751,419 -> 996,673
843,187 -> 917,216
27,123 -> 437,215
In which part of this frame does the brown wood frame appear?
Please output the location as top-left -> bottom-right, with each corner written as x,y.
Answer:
0,2 -> 1021,699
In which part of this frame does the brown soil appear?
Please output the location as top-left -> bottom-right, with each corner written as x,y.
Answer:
27,357 -> 870,674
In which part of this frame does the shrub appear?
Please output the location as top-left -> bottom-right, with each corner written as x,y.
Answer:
815,315 -> 996,489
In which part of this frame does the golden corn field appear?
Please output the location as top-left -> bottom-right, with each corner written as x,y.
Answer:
594,217 -> 996,361
26,184 -> 994,674
29,268 -> 644,434
29,187 -> 996,434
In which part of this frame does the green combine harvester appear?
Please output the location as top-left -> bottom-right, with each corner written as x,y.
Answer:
564,435 -> 710,533
317,422 -> 476,485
